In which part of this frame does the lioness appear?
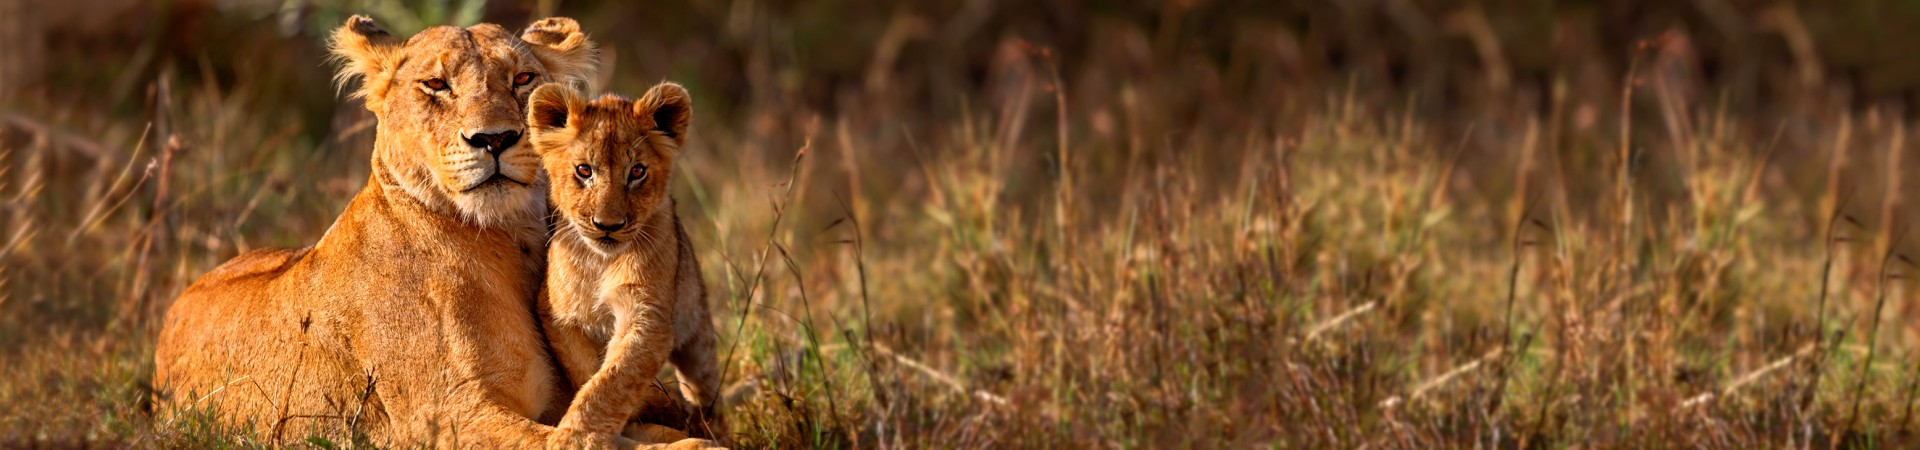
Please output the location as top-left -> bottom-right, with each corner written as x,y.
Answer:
527,82 -> 725,442
152,16 -> 683,448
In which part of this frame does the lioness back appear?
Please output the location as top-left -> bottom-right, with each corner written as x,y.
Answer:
528,82 -> 725,445
188,247 -> 308,284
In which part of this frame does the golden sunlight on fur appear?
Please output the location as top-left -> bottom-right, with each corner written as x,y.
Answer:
150,15 -> 701,449
528,82 -> 726,448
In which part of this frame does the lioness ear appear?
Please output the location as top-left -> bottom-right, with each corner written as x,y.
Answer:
330,15 -> 403,108
528,84 -> 586,153
521,17 -> 598,91
636,82 -> 692,149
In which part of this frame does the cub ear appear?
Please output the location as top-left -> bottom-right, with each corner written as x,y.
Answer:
636,82 -> 692,149
528,83 -> 587,153
329,15 -> 404,107
520,17 -> 599,91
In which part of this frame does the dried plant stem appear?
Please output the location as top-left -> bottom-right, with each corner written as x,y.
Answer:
1504,201 -> 1535,349
1843,230 -> 1903,434
1902,363 -> 1920,430
1680,343 -> 1816,410
771,241 -> 846,434
1303,301 -> 1377,343
870,342 -> 1009,408
126,136 -> 182,324
734,338 -> 1012,409
719,128 -> 812,390
1044,47 -> 1074,243
1880,125 -> 1905,259
1381,346 -> 1506,410
831,191 -> 884,409
1616,55 -> 1638,243
0,113 -> 110,160
1803,187 -> 1854,415
67,123 -> 151,246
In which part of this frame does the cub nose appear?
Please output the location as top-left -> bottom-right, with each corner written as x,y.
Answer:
592,220 -> 626,232
464,130 -> 522,155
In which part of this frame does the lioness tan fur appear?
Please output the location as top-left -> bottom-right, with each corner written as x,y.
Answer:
152,16 -> 697,449
527,83 -> 725,443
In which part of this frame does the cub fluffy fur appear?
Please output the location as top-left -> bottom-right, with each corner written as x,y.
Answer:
528,82 -> 725,442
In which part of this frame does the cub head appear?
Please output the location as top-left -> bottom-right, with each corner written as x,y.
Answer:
330,15 -> 597,227
526,82 -> 692,256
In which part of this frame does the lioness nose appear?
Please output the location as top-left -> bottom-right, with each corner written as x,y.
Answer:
464,130 -> 522,155
593,220 -> 625,232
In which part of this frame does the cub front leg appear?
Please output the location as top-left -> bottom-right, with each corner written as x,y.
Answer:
671,314 -> 725,439
558,298 -> 676,436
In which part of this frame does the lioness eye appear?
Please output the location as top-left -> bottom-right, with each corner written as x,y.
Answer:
513,72 -> 537,87
629,164 -> 647,181
422,78 -> 449,91
575,164 -> 593,179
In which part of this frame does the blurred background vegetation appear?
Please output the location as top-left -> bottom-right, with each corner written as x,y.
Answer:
13,0 -> 1920,447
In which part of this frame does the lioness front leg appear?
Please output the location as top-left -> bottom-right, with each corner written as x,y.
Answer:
539,298 -> 602,424
558,298 -> 676,436
544,312 -> 607,395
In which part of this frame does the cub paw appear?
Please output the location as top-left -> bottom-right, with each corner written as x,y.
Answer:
666,438 -> 727,450
622,422 -> 689,443
546,427 -> 624,450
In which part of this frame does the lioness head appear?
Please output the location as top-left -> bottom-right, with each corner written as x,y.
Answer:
526,82 -> 692,255
331,15 -> 596,227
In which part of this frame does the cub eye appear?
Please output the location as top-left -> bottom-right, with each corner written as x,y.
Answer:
574,164 -> 593,179
628,164 -> 647,181
513,72 -> 537,87
422,78 -> 449,92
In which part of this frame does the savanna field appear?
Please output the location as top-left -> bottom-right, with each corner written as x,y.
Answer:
16,1 -> 1920,448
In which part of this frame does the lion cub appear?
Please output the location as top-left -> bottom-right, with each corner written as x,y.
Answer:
527,82 -> 724,444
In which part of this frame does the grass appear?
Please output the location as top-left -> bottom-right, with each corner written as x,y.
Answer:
10,1 -> 1920,448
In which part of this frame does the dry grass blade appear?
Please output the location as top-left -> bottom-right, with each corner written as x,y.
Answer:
718,124 -> 813,391
1679,343 -> 1817,410
1303,300 -> 1376,343
869,342 -> 1009,408
1843,229 -> 1908,434
1,113 -> 109,160
1381,346 -> 1506,410
65,123 -> 151,246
